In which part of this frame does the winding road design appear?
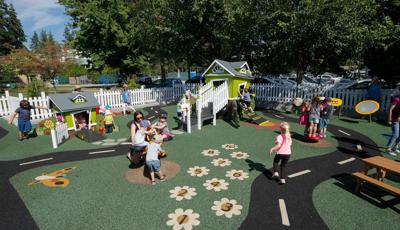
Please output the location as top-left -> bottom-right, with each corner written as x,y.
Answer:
0,109 -> 383,229
240,112 -> 381,230
0,106 -> 167,230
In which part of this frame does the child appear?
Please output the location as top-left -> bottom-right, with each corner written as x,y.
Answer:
8,100 -> 47,140
269,122 -> 292,184
121,84 -> 136,115
104,110 -> 114,133
308,96 -> 323,139
152,114 -> 174,141
299,101 -> 310,135
319,98 -> 333,138
145,134 -> 166,185
241,88 -> 253,113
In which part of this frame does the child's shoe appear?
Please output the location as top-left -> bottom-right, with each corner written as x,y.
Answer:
151,181 -> 156,185
388,149 -> 397,156
279,179 -> 286,184
160,176 -> 166,182
272,172 -> 279,179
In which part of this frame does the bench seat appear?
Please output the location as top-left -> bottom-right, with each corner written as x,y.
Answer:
352,172 -> 400,197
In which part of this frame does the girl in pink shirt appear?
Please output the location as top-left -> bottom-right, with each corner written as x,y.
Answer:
269,122 -> 292,184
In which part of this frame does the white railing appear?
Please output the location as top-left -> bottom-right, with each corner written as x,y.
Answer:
212,82 -> 229,125
196,81 -> 215,130
252,84 -> 399,112
0,91 -> 10,116
51,123 -> 69,148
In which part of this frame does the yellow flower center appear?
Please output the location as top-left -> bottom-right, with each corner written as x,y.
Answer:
233,172 -> 242,177
177,189 -> 188,196
221,202 -> 233,212
194,169 -> 202,174
177,215 -> 189,224
211,181 -> 221,187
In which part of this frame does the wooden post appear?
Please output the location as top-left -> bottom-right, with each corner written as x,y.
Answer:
51,129 -> 58,149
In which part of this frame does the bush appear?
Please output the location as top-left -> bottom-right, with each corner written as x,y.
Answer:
126,76 -> 140,89
26,79 -> 47,97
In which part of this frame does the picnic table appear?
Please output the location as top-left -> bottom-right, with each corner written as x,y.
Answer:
352,156 -> 400,197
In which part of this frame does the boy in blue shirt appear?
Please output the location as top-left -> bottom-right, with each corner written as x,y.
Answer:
121,84 -> 136,115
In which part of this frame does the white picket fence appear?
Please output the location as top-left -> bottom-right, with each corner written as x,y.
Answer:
252,84 -> 399,112
51,123 -> 69,148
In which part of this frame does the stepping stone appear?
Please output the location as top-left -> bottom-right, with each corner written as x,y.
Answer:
103,139 -> 116,142
171,130 -> 184,135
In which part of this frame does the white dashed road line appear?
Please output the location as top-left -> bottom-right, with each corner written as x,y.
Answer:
121,142 -> 132,145
89,149 -> 116,155
19,158 -> 53,166
338,129 -> 350,136
288,170 -> 311,178
338,157 -> 356,165
279,199 -> 290,226
274,115 -> 284,119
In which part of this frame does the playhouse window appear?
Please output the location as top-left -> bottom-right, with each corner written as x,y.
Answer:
212,65 -> 224,73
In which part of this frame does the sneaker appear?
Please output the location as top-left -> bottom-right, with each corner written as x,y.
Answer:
272,172 -> 279,179
151,181 -> 156,185
279,179 -> 286,184
159,176 -> 166,182
395,148 -> 400,154
388,150 -> 397,156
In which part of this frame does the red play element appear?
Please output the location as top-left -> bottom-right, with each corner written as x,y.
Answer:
98,127 -> 105,134
304,134 -> 320,141
96,107 -> 100,114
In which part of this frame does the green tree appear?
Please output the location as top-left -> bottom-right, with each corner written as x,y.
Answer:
0,0 -> 25,55
30,31 -> 40,51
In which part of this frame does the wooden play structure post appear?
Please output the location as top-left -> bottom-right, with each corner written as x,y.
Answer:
187,106 -> 191,133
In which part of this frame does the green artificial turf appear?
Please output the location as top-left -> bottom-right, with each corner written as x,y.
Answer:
11,105 -> 338,230
0,110 -> 148,161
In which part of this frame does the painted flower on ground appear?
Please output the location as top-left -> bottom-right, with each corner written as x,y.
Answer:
187,166 -> 209,177
225,169 -> 249,181
166,208 -> 200,230
170,186 -> 197,201
221,144 -> 238,150
211,158 -> 232,167
203,178 -> 229,192
211,198 -> 243,218
230,151 -> 249,159
201,149 -> 220,157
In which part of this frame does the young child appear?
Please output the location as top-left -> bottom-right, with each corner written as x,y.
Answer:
121,84 -> 135,115
299,101 -> 310,135
269,122 -> 292,184
241,88 -> 253,113
145,134 -> 166,185
8,100 -> 47,140
152,114 -> 174,141
104,110 -> 114,133
319,98 -> 333,138
308,96 -> 323,139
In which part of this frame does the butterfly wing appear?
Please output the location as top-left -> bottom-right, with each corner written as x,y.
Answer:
47,167 -> 76,177
41,178 -> 70,187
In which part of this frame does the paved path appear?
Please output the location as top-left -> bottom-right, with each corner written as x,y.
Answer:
0,106 -> 167,230
239,112 -> 381,230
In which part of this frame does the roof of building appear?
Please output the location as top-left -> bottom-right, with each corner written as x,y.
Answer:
202,59 -> 253,79
48,92 -> 99,112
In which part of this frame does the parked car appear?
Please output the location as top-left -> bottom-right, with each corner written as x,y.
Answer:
185,76 -> 204,84
345,79 -> 395,90
146,78 -> 183,88
137,75 -> 153,85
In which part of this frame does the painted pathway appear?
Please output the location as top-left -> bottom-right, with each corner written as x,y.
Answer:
0,106 -> 167,229
239,112 -> 381,230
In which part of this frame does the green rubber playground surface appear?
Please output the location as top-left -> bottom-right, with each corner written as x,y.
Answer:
5,105 -> 400,229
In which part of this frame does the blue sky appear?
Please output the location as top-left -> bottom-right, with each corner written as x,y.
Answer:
7,0 -> 70,45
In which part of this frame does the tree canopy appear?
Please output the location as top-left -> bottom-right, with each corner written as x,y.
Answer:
58,0 -> 400,83
0,0 -> 25,55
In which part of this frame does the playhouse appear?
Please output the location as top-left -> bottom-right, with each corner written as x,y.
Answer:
202,59 -> 253,99
48,92 -> 99,131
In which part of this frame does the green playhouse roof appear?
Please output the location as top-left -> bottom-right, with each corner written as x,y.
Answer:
48,92 -> 99,112
202,59 -> 253,79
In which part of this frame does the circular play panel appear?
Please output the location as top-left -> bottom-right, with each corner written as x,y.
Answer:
355,100 -> 380,115
124,160 -> 181,185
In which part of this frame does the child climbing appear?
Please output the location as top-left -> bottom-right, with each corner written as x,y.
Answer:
319,98 -> 333,138
308,96 -> 323,139
269,122 -> 292,184
299,100 -> 310,136
8,99 -> 48,140
145,134 -> 166,185
152,114 -> 173,141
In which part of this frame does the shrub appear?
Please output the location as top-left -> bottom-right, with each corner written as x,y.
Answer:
26,79 -> 47,97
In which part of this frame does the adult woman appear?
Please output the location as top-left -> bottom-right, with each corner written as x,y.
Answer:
127,111 -> 149,164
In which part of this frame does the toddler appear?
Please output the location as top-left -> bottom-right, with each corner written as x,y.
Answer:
145,134 -> 166,185
269,122 -> 292,184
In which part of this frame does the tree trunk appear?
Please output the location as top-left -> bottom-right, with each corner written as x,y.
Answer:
160,63 -> 166,79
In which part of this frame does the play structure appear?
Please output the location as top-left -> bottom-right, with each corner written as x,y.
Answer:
355,100 -> 380,122
48,92 -> 99,131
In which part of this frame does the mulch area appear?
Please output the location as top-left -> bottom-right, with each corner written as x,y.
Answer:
124,160 -> 181,185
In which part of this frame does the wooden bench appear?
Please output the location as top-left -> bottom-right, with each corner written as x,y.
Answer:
352,172 -> 400,197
